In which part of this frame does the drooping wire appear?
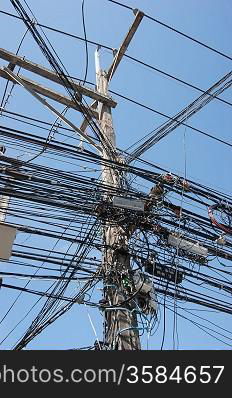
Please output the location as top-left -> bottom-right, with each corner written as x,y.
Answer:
81,0 -> 89,85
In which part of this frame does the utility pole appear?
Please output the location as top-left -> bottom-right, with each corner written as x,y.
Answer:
0,145 -> 10,223
93,9 -> 144,350
95,49 -> 141,350
0,7 -> 144,350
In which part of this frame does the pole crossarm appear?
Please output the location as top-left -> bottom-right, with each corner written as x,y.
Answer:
107,10 -> 144,81
0,68 -> 98,118
3,67 -> 102,153
0,48 -> 117,108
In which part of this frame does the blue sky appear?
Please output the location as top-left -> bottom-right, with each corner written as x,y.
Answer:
0,0 -> 231,350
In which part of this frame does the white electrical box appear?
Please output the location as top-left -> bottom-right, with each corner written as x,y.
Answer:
133,271 -> 153,294
113,196 -> 144,211
0,223 -> 17,260
133,272 -> 157,315
168,234 -> 208,257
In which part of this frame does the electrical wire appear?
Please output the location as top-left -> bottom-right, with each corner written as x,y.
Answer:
107,0 -> 232,62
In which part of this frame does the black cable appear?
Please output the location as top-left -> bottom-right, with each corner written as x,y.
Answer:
9,1 -> 115,159
127,70 -> 232,161
178,304 -> 232,337
0,271 -> 92,281
160,281 -> 169,350
3,87 -> 232,152
0,0 -> 231,348
107,0 -> 232,62
0,10 -> 114,52
124,54 -> 232,109
165,301 -> 232,348
13,276 -> 100,350
12,220 -> 101,349
0,27 -> 29,110
22,107 -> 69,164
109,90 -> 232,150
81,0 -> 88,85
2,9 -> 232,111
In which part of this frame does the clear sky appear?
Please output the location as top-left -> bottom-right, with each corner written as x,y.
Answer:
0,0 -> 231,350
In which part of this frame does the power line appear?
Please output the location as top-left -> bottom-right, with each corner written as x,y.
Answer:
0,10 -> 113,51
1,10 -> 232,109
107,0 -> 232,62
1,2 -> 232,351
109,90 -> 232,149
127,70 -> 232,161
81,0 -> 89,85
8,1 -> 115,159
124,54 -> 232,108
1,94 -> 231,152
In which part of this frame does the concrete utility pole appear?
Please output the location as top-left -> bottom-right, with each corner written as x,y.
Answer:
95,49 -> 141,350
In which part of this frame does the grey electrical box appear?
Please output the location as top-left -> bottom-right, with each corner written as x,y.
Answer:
0,223 -> 17,260
168,234 -> 208,257
113,196 -> 144,211
133,271 -> 157,315
133,271 -> 153,294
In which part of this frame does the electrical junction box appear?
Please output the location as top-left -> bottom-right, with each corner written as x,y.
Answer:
133,271 -> 157,315
0,223 -> 17,260
112,196 -> 145,212
145,262 -> 184,284
133,271 -> 153,294
168,234 -> 208,257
